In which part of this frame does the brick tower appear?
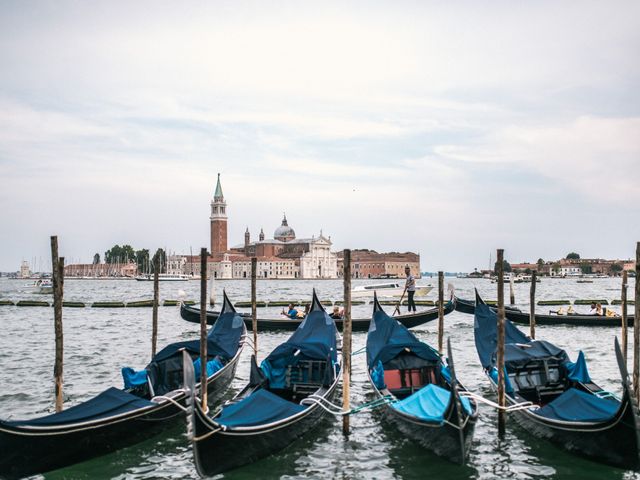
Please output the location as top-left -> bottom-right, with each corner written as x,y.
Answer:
210,173 -> 228,255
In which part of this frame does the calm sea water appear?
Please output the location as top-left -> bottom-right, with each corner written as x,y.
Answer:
0,276 -> 638,480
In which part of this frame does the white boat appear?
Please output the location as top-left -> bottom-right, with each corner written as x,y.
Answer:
30,279 -> 53,294
135,274 -> 190,282
351,282 -> 433,298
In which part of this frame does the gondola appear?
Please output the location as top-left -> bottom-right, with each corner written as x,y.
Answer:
180,297 -> 455,332
0,291 -> 245,479
184,290 -> 341,476
473,292 -> 640,468
366,293 -> 478,464
456,294 -> 634,327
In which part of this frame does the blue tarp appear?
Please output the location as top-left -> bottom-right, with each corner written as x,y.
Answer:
193,357 -> 224,379
216,389 -> 307,428
371,360 -> 385,389
366,307 -> 440,369
261,298 -> 337,388
122,367 -> 148,389
489,367 -> 514,394
474,304 -> 530,369
6,387 -> 155,427
503,341 -> 568,369
536,388 -> 619,422
391,384 -> 472,422
566,351 -> 592,383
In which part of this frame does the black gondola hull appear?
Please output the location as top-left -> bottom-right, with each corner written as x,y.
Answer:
0,350 -> 241,479
455,296 -> 634,326
181,301 -> 454,332
487,378 -> 640,469
192,381 -> 339,476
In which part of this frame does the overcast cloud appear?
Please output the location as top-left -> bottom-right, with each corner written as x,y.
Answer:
1,1 -> 639,272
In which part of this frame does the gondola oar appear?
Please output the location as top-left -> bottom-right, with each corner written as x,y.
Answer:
446,337 -> 466,465
392,285 -> 408,316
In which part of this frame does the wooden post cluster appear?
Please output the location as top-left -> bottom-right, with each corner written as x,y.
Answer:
634,242 -> 640,402
496,248 -> 506,435
438,271 -> 444,354
151,252 -> 160,359
199,248 -> 208,410
529,271 -> 537,340
622,270 -> 628,363
251,257 -> 258,358
51,236 -> 64,413
342,249 -> 352,436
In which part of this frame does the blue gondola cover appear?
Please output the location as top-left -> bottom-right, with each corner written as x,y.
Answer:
391,384 -> 472,422
6,388 -> 155,427
536,388 -> 619,422
474,304 -> 530,369
122,367 -> 148,389
216,389 -> 306,428
261,302 -> 337,388
366,307 -> 439,369
193,357 -> 224,379
565,350 -> 592,383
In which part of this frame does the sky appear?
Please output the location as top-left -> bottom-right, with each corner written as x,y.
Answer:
1,1 -> 639,272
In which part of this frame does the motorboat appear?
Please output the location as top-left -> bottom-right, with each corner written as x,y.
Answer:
351,282 -> 433,298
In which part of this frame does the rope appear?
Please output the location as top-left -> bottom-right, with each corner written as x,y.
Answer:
459,391 -> 535,412
150,394 -> 189,412
192,426 -> 222,442
299,394 -> 396,416
594,390 -> 619,400
351,346 -> 367,356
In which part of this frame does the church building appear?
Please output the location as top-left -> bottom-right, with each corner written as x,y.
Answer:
187,174 -> 338,279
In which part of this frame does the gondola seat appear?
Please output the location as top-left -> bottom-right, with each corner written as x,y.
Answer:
285,359 -> 328,400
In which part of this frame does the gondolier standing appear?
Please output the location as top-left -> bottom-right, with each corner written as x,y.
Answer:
405,265 -> 416,312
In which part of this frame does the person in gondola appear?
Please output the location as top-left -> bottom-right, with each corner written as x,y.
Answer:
281,303 -> 299,319
596,303 -> 603,316
405,266 -> 417,313
330,305 -> 344,319
589,303 -> 597,315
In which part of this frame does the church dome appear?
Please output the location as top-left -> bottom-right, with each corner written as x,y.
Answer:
274,214 -> 296,241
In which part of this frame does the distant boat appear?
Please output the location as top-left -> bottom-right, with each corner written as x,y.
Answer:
351,282 -> 433,298
29,279 -> 53,294
135,274 -> 189,282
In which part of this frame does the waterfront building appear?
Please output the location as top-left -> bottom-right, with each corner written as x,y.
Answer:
64,263 -> 137,277
336,249 -> 421,279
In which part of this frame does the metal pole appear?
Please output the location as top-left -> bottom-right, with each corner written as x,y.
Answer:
438,271 -> 444,354
530,271 -> 537,340
51,236 -> 64,412
151,252 -> 159,359
622,270 -> 628,363
200,248 -> 208,410
342,249 -> 352,436
497,249 -> 506,435
251,257 -> 258,358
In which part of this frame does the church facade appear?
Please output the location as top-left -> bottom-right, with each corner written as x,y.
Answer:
190,174 -> 338,279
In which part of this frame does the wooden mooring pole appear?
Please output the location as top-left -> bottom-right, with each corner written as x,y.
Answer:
199,248 -> 208,410
529,271 -> 536,340
634,242 -> 640,403
438,271 -> 444,354
622,270 -> 628,363
342,249 -> 352,436
509,274 -> 515,305
51,236 -> 64,413
251,257 -> 258,358
497,248 -> 506,435
151,252 -> 159,359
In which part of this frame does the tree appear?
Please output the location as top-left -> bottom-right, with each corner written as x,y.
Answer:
537,258 -> 545,269
494,259 -> 512,274
105,244 -> 136,264
580,262 -> 592,274
566,252 -> 580,260
135,249 -> 150,273
92,253 -> 100,265
152,248 -> 167,273
611,263 -> 623,274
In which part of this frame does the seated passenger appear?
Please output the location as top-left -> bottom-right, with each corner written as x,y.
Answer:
286,303 -> 298,319
589,303 -> 597,315
567,305 -> 575,315
330,306 -> 344,319
596,303 -> 603,316
555,306 -> 565,315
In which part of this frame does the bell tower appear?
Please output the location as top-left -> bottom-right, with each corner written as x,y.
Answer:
210,173 -> 228,255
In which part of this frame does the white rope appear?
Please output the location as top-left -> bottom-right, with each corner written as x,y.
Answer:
459,391 -> 536,412
150,393 -> 189,412
192,426 -> 222,442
